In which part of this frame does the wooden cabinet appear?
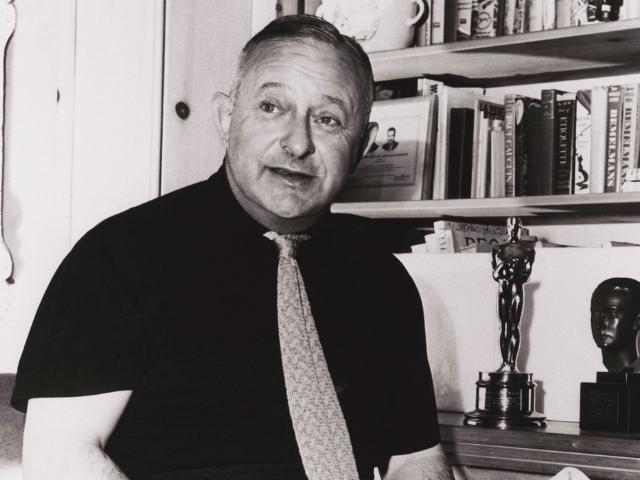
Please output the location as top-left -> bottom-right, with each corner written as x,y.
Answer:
440,412 -> 640,480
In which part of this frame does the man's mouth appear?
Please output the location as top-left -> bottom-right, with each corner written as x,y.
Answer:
269,167 -> 314,180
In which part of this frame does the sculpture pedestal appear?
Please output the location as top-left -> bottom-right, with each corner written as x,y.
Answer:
580,372 -> 640,433
464,371 -> 546,428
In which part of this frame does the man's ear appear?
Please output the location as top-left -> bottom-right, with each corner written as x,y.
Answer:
212,92 -> 232,148
353,122 -> 379,173
634,313 -> 640,332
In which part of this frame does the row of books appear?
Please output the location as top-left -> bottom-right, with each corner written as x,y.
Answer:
416,0 -> 638,46
505,84 -> 640,197
360,78 -> 640,201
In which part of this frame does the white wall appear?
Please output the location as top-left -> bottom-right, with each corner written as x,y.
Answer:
399,247 -> 640,422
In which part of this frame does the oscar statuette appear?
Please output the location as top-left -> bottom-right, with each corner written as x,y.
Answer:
464,217 -> 546,428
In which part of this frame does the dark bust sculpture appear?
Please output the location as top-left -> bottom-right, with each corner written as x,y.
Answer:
491,217 -> 535,373
590,278 -> 640,373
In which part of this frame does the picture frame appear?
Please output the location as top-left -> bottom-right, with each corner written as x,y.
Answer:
335,96 -> 435,202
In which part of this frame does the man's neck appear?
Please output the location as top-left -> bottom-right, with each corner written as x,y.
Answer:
602,347 -> 639,372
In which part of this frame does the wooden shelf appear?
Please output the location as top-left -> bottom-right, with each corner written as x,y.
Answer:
370,19 -> 640,87
439,412 -> 640,479
331,192 -> 640,222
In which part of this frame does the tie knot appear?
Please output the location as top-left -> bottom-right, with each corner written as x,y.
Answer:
264,232 -> 310,259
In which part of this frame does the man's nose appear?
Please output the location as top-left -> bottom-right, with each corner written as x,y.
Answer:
280,115 -> 315,159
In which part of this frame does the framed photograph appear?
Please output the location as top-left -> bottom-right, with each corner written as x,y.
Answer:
335,96 -> 434,202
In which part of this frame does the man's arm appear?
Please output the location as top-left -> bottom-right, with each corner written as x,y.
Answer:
380,444 -> 454,480
22,390 -> 132,480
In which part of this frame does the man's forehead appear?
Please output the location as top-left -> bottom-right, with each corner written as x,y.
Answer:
242,40 -> 362,98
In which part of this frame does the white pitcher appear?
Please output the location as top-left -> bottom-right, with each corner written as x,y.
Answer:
316,0 -> 425,53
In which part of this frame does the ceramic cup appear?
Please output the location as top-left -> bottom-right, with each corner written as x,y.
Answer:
316,0 -> 425,53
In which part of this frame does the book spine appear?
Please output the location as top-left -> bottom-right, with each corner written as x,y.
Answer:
590,86 -> 608,194
555,97 -> 577,195
472,0 -> 501,38
445,0 -> 459,43
542,0 -> 556,30
416,0 -> 434,46
526,103 -> 544,196
541,89 -> 558,195
605,85 -> 623,193
504,95 -> 516,197
514,0 -> 527,33
619,84 -> 639,190
490,119 -> 506,198
503,0 -> 517,34
514,97 -> 535,196
586,0 -> 599,22
574,90 -> 592,194
432,0 -> 446,44
457,0 -> 473,39
556,0 -> 571,27
527,0 -> 543,32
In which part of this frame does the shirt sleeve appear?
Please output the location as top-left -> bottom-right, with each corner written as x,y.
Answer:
11,220 -> 149,412
380,255 -> 441,456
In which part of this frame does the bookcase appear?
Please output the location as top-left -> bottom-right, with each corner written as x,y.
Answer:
332,18 -> 640,243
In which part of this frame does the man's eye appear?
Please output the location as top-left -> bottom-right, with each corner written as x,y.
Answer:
261,103 -> 280,114
319,116 -> 340,126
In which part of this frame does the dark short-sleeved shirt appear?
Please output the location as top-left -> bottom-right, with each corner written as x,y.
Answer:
12,166 -> 440,479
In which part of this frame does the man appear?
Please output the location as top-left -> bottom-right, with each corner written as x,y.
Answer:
12,15 -> 452,480
381,127 -> 398,151
590,278 -> 640,373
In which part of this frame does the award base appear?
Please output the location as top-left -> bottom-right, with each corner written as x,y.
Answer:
580,372 -> 640,433
464,371 -> 546,428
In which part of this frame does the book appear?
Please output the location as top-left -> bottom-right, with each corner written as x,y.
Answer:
503,0 -> 517,34
569,0 -> 592,25
586,0 -> 600,22
605,85 -> 623,193
619,84 -> 640,191
555,93 -> 577,195
432,86 -> 490,199
457,0 -> 473,40
489,119 -> 506,198
433,220 -> 530,253
505,95 -> 543,196
574,90 -> 592,194
514,0 -> 527,33
421,95 -> 439,200
472,98 -> 505,199
541,89 -> 568,195
504,95 -> 516,197
471,0 -> 502,38
432,0 -> 446,43
527,105 -> 545,196
556,0 -> 571,28
445,0 -> 459,43
542,0 -> 556,30
447,108 -> 475,198
527,0 -> 543,32
590,86 -> 608,193
416,0 -> 434,46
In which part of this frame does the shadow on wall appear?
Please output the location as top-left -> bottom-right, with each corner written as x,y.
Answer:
0,374 -> 24,475
420,283 -> 464,411
517,281 -> 541,374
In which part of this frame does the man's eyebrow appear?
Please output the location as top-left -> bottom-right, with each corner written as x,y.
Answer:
322,94 -> 348,115
258,82 -> 287,93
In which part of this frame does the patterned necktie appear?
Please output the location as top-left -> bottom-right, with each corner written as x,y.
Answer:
264,232 -> 359,480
